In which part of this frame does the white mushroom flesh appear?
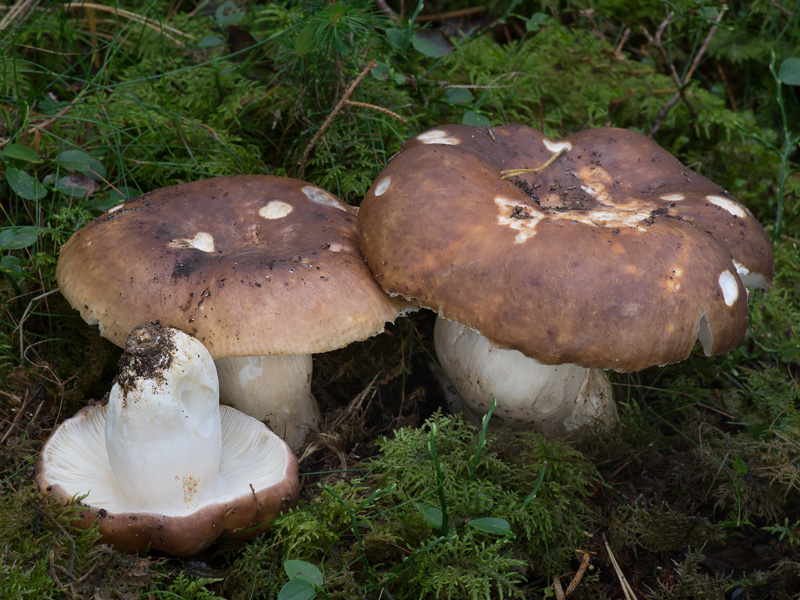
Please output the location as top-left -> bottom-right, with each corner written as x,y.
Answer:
434,317 -> 616,437
105,327 -> 222,513
215,354 -> 320,451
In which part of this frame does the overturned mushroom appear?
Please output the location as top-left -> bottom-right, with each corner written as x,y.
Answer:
56,176 -> 413,449
35,323 -> 299,556
359,124 -> 774,436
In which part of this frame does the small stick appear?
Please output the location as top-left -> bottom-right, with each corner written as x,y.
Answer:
565,550 -> 592,595
297,60 -> 377,177
500,147 -> 568,179
344,100 -> 407,123
603,534 -> 638,600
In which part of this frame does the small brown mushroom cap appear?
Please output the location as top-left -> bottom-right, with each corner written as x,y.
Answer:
35,404 -> 299,557
57,175 -> 411,358
359,125 -> 774,372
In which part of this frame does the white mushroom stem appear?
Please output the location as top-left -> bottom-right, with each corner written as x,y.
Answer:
433,317 -> 617,438
215,355 -> 320,451
105,325 -> 222,513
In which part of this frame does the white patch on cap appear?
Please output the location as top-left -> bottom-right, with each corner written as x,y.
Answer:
718,270 -> 739,306
707,195 -> 746,218
495,196 -> 546,243
543,138 -> 572,153
661,193 -> 685,202
495,194 -> 656,242
416,129 -> 461,145
167,232 -> 215,253
302,186 -> 348,212
259,200 -> 293,219
374,177 -> 391,197
107,203 -> 125,213
327,242 -> 344,253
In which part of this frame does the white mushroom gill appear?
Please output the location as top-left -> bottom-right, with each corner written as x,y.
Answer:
105,325 -> 223,514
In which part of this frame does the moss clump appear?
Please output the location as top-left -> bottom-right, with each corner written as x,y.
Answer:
222,412 -> 599,599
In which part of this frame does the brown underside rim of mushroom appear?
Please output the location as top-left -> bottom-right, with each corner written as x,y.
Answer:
37,405 -> 299,556
35,323 -> 300,557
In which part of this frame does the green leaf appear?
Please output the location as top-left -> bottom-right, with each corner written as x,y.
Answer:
0,226 -> 39,250
411,30 -> 453,58
54,175 -> 97,198
371,61 -> 389,81
733,454 -> 748,475
444,88 -> 473,105
294,26 -> 316,55
778,58 -> 800,86
467,517 -> 511,536
1,143 -> 41,163
6,167 -> 48,200
284,560 -> 323,586
198,34 -> 225,48
462,110 -> 491,127
1,254 -> 24,273
215,0 -> 245,27
55,149 -> 106,180
385,27 -> 407,51
525,12 -> 550,33
277,578 -> 317,600
417,503 -> 443,529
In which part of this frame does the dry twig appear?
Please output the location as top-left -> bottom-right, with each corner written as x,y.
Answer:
646,6 -> 727,137
297,60 -> 390,177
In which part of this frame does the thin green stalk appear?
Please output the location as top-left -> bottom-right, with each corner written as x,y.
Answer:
427,422 -> 449,537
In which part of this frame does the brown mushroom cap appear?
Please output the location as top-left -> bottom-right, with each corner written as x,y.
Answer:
57,175 -> 411,358
35,404 -> 299,557
359,125 -> 774,372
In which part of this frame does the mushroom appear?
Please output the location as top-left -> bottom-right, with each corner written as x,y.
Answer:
358,124 -> 774,436
35,322 -> 300,557
56,175 -> 413,449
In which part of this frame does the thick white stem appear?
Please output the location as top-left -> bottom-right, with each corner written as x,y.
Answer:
434,317 -> 616,438
215,354 -> 320,451
105,325 -> 222,514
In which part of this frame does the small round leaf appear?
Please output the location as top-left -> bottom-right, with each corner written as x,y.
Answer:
778,58 -> 800,86
55,149 -> 106,180
277,578 -> 317,600
6,167 -> 48,200
466,517 -> 511,536
284,560 -> 323,586
1,143 -> 41,163
0,226 -> 39,250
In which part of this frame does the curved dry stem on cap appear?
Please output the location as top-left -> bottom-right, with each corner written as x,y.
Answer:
434,318 -> 616,438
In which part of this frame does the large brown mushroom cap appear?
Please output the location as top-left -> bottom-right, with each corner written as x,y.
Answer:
57,175 -> 411,358
359,124 -> 774,372
35,404 -> 299,557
